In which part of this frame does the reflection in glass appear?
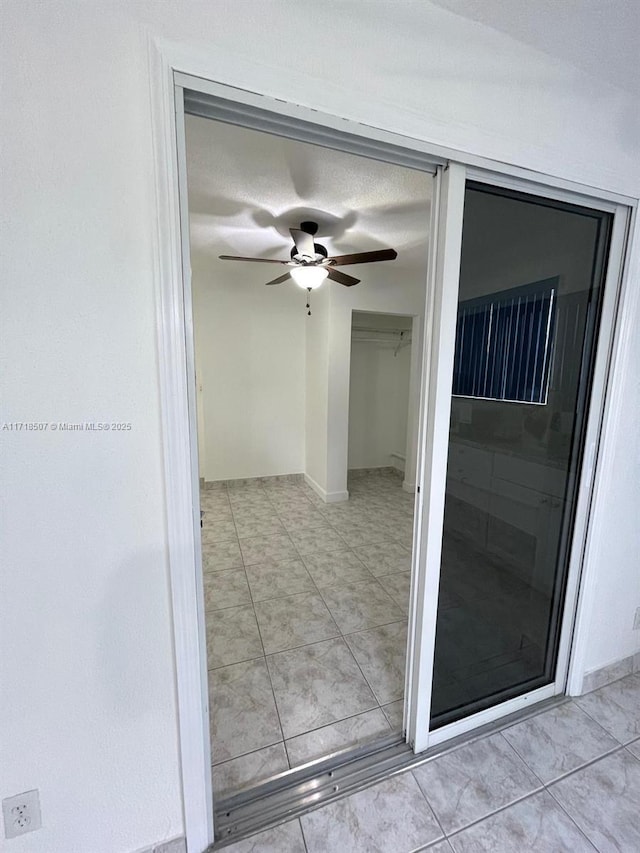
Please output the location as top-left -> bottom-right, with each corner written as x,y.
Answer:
431,183 -> 612,727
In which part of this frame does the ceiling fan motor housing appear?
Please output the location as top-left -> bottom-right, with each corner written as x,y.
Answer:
290,220 -> 326,263
290,242 -> 328,263
300,220 -> 319,236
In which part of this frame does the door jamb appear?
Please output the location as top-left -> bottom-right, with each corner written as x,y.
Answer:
148,48 -> 214,853
405,163 -> 466,753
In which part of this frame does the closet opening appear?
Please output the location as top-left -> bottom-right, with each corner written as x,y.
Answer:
348,311 -> 416,489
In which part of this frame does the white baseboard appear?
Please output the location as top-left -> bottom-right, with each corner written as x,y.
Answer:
402,480 -> 416,493
132,836 -> 186,853
390,451 -> 406,473
578,651 -> 640,695
304,473 -> 349,503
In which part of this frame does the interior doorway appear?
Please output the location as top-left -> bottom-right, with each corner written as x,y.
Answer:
153,73 -> 630,849
184,114 -> 432,801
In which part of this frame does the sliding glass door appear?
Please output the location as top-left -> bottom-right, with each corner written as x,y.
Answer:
408,168 -> 616,748
431,179 -> 612,727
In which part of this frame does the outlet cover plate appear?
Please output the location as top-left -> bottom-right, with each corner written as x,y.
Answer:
3,790 -> 41,838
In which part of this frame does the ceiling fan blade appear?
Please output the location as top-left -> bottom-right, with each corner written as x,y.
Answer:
265,271 -> 293,286
328,248 -> 398,266
219,255 -> 291,264
290,228 -> 316,259
327,268 -> 360,287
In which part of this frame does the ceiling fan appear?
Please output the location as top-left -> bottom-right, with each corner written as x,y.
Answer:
219,221 -> 397,289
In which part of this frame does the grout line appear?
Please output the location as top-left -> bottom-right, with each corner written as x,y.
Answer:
626,738 -> 640,758
261,631 -> 343,658
284,705 -> 394,761
412,840 -> 453,853
342,617 -> 407,637
442,785 -> 546,842
495,730 -> 547,788
543,739 -> 628,785
240,537 -> 288,761
570,697 -> 626,746
313,575 -> 406,636
341,623 -> 408,708
201,563 -> 245,576
207,652 -> 266,673
404,770 -> 449,848
501,720 -> 624,787
204,598 -> 253,614
211,739 -> 287,774
282,735 -> 294,769
297,814 -> 310,853
544,783 -> 601,851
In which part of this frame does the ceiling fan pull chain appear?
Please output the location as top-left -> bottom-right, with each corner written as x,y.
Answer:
306,287 -> 312,316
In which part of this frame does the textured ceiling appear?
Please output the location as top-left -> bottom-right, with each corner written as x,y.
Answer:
184,115 -> 432,279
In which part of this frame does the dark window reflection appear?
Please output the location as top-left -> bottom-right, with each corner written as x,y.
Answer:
431,184 -> 611,727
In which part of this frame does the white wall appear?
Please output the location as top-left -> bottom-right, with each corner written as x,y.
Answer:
1,3 -> 638,852
348,339 -> 412,470
2,8 -> 185,853
191,259 -> 306,482
304,286 -> 331,495
577,243 -> 640,674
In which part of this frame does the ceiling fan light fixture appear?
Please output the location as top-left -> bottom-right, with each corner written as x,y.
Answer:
290,265 -> 328,289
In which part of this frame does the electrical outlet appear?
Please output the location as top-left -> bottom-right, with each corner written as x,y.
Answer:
2,790 -> 41,839
633,607 -> 640,631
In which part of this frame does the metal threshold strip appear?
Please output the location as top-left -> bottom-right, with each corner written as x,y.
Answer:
210,694 -> 567,849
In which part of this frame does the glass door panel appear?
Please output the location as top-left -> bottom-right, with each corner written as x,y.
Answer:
430,181 -> 612,728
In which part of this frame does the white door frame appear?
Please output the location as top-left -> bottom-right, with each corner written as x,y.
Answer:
147,39 -> 636,852
405,163 -> 466,750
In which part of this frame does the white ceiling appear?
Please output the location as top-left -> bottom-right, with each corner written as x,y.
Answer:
185,115 -> 432,280
428,0 -> 640,96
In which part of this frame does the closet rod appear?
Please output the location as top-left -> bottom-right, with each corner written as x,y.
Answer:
351,327 -> 412,336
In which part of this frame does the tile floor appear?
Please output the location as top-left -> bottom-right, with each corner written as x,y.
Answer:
201,471 -> 414,798
203,469 -> 556,799
221,671 -> 640,852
